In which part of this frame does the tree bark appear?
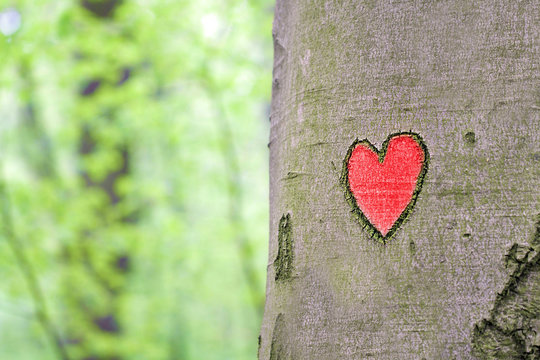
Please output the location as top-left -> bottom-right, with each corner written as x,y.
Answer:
260,1 -> 539,359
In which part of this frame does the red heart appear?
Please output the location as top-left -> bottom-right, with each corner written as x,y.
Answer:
342,133 -> 428,242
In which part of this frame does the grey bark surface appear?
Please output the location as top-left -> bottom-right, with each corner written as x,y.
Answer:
260,1 -> 539,359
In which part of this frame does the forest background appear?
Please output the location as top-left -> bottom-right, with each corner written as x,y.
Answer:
0,0 -> 273,359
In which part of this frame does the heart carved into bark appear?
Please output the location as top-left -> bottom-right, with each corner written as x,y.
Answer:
341,132 -> 429,243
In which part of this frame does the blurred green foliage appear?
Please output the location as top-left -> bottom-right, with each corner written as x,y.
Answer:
0,0 -> 272,359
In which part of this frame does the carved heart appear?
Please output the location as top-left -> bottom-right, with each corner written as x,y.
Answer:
341,132 -> 429,242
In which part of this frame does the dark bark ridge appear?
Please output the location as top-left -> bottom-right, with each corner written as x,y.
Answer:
472,215 -> 540,359
340,132 -> 429,244
274,213 -> 293,281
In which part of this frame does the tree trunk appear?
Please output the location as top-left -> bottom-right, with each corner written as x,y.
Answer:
61,2 -> 132,359
260,1 -> 539,359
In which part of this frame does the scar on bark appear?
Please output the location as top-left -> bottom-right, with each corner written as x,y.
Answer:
275,213 -> 293,281
257,335 -> 262,359
472,215 -> 540,359
269,313 -> 289,360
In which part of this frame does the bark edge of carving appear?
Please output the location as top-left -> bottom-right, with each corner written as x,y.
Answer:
340,131 -> 430,244
274,213 -> 293,281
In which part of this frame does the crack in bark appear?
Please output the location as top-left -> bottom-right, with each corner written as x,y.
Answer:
472,215 -> 540,359
274,214 -> 293,281
280,172 -> 312,181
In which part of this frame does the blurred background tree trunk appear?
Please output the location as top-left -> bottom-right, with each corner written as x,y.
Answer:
63,1 -> 132,359
0,0 -> 273,358
260,1 -> 539,359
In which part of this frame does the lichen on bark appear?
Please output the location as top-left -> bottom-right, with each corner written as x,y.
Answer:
274,213 -> 293,281
472,215 -> 540,359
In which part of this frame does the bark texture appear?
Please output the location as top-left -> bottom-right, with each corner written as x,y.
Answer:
261,1 -> 539,359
